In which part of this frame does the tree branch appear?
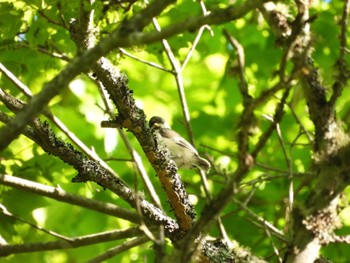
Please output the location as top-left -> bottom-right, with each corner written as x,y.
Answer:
0,203 -> 72,242
86,235 -> 150,263
0,174 -> 139,223
0,227 -> 144,257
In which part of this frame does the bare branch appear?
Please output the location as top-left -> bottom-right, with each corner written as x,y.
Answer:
119,48 -> 173,73
86,235 -> 150,263
232,199 -> 286,242
0,203 -> 72,242
151,17 -> 195,146
0,174 -> 139,223
37,9 -> 68,29
0,227 -> 144,257
0,63 -> 32,97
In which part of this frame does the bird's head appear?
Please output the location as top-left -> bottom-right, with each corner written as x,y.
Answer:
149,116 -> 171,130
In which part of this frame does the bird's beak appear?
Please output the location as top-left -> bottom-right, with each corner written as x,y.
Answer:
151,123 -> 162,129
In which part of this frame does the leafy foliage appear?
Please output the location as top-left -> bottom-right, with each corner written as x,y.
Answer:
0,0 -> 350,262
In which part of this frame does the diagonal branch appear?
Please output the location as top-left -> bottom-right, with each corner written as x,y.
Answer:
0,174 -> 139,223
0,203 -> 72,242
86,235 -> 150,263
151,17 -> 195,146
0,227 -> 145,257
92,57 -> 195,233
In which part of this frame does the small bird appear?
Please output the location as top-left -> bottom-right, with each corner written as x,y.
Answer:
149,116 -> 211,172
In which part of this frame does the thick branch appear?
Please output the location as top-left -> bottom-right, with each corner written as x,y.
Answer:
93,58 -> 195,233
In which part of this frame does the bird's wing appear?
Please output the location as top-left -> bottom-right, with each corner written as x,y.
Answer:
159,128 -> 198,154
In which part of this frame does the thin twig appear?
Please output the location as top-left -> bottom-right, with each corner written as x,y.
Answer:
0,203 -> 73,242
264,227 -> 283,263
252,87 -> 291,159
180,0 -> 213,71
242,184 -> 259,206
120,128 -> 164,210
180,24 -> 212,71
232,198 -> 286,242
17,42 -> 72,62
152,17 -> 195,146
274,122 -> 293,201
0,63 -> 32,97
0,227 -> 144,257
222,29 -> 248,96
119,48 -> 173,73
86,235 -> 150,263
240,173 -> 289,187
287,102 -> 313,143
37,9 -> 68,29
274,121 -> 294,234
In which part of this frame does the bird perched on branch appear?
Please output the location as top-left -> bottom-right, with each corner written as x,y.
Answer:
149,116 -> 211,172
